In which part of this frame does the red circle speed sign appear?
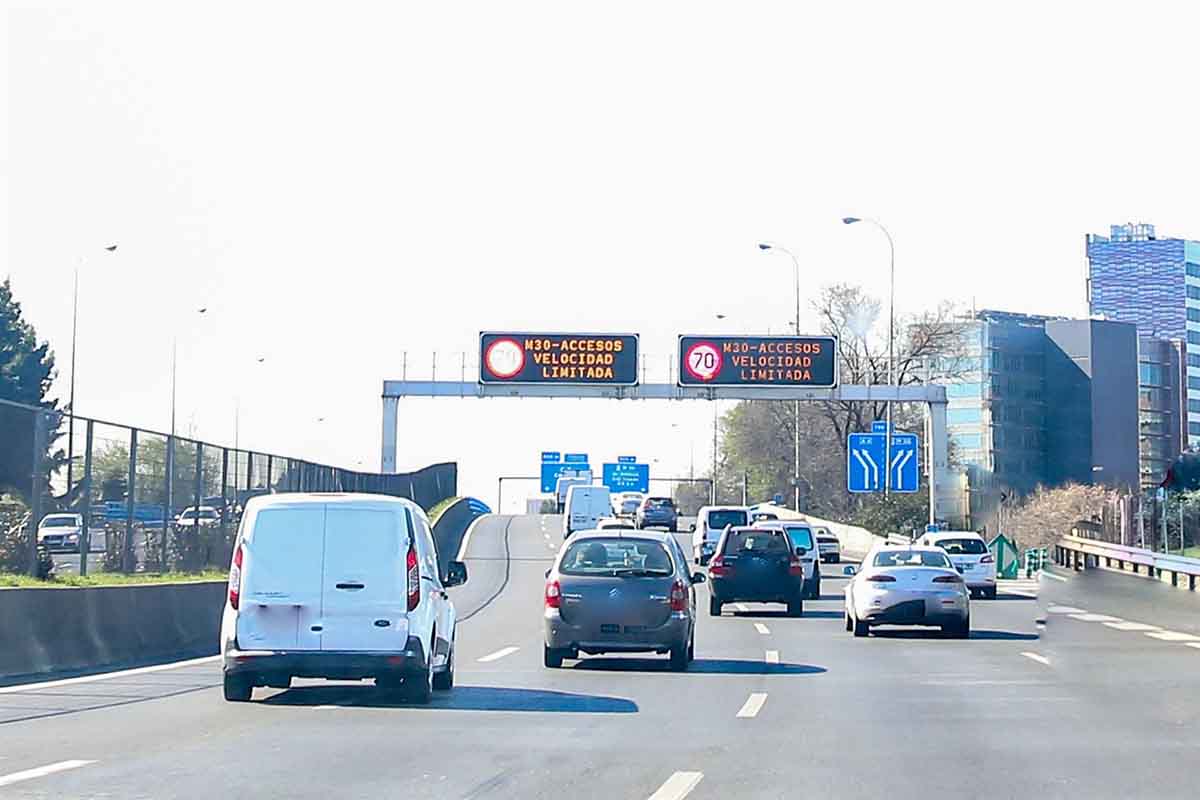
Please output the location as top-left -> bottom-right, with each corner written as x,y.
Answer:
683,341 -> 722,382
483,337 -> 525,379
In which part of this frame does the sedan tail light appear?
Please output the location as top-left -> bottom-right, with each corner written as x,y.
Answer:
932,574 -> 963,584
865,574 -> 896,583
708,556 -> 729,577
980,554 -> 995,564
228,545 -> 243,610
669,579 -> 687,612
545,579 -> 562,609
406,541 -> 420,611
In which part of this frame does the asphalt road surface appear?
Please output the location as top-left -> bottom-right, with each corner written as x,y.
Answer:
3,515 -> 1198,799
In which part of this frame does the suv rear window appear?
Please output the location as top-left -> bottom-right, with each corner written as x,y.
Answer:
645,498 -> 674,508
724,529 -> 789,554
707,509 -> 748,529
560,538 -> 674,576
935,538 -> 987,555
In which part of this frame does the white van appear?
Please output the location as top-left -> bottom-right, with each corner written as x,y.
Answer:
219,493 -> 467,703
691,505 -> 750,565
918,530 -> 996,598
562,485 -> 612,538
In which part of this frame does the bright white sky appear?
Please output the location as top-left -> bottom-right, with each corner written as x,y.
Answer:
5,2 -> 1200,511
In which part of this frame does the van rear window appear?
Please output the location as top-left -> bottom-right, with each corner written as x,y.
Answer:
708,510 -> 748,529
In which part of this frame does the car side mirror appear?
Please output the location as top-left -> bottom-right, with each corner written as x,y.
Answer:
688,523 -> 696,532
691,572 -> 706,584
842,565 -> 857,577
795,547 -> 808,557
444,560 -> 468,588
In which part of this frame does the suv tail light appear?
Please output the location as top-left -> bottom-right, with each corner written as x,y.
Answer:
228,545 -> 243,610
406,540 -> 420,612
933,574 -> 963,584
980,554 -> 995,564
708,555 -> 729,577
866,574 -> 896,583
789,551 -> 805,576
669,579 -> 688,611
545,579 -> 562,609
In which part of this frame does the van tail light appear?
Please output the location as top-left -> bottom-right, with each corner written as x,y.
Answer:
980,554 -> 995,564
669,579 -> 687,612
866,574 -> 896,583
708,555 -> 729,577
228,545 -> 243,610
406,541 -> 420,612
545,579 -> 562,610
933,574 -> 964,584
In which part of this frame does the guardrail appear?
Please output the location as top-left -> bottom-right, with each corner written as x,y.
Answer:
1055,535 -> 1200,591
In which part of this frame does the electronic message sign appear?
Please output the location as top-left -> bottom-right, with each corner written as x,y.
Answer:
480,333 -> 639,385
677,335 -> 838,388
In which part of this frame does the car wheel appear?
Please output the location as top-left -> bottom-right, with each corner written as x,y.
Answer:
984,586 -> 997,600
808,576 -> 822,600
787,597 -> 804,617
687,636 -> 695,662
400,659 -> 434,704
844,610 -> 853,632
433,637 -> 455,691
669,643 -> 688,672
831,555 -> 840,564
852,615 -> 870,638
709,597 -> 722,617
669,523 -> 677,533
222,674 -> 253,702
543,643 -> 565,669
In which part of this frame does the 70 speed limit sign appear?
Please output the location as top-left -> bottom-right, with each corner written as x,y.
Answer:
683,341 -> 723,382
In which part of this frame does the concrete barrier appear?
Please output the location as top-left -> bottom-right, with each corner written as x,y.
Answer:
750,504 -> 883,557
0,581 -> 225,681
431,497 -> 490,578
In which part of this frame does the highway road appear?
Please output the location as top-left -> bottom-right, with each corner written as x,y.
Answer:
3,515 -> 1199,799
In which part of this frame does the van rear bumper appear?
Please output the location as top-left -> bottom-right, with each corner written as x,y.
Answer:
224,637 -> 427,681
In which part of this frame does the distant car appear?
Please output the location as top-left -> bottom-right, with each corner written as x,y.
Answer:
37,513 -> 103,553
636,497 -> 679,532
562,485 -> 612,538
690,505 -> 749,565
612,492 -> 645,519
543,529 -> 703,670
843,545 -> 970,638
918,531 -> 997,599
814,527 -> 841,563
708,526 -> 806,617
596,518 -> 637,531
760,520 -> 821,599
751,511 -> 779,523
175,506 -> 221,531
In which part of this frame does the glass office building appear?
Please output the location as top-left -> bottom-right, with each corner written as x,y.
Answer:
1088,222 -> 1200,450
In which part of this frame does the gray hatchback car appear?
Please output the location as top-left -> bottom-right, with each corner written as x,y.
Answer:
544,530 -> 705,670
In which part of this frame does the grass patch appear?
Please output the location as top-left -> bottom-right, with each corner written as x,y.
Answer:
0,569 -> 228,589
427,496 -> 463,526
1182,546 -> 1200,560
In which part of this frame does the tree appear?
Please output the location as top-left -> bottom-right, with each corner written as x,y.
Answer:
0,279 -> 64,503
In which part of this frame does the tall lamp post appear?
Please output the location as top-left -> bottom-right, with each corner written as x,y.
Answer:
757,242 -> 803,513
842,217 -> 896,495
66,244 -> 119,492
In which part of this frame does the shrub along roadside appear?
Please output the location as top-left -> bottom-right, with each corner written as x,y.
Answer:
0,568 -> 228,589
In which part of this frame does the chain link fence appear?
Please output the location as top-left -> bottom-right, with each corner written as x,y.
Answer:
1,399 -> 456,577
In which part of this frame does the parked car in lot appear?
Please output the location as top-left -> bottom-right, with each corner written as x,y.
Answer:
37,513 -> 103,553
543,530 -> 703,671
814,527 -> 841,563
690,505 -> 749,565
220,493 -> 468,703
175,506 -> 221,530
843,545 -> 970,638
917,530 -> 997,599
707,526 -> 806,617
563,485 -> 612,538
636,496 -> 679,532
759,520 -> 821,599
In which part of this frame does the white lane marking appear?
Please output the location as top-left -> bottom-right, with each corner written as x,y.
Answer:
0,655 -> 220,695
477,646 -> 520,663
455,514 -> 493,561
1068,613 -> 1124,623
753,623 -> 770,635
0,760 -> 96,788
314,705 -> 342,710
736,692 -> 768,718
1145,630 -> 1200,642
1020,652 -> 1051,666
1103,621 -> 1161,632
765,650 -> 780,664
647,771 -> 704,800
1046,605 -> 1086,614
1040,571 -> 1069,582
1186,643 -> 1200,650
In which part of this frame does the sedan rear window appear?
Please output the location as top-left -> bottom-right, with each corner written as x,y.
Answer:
873,550 -> 952,568
725,529 -> 789,554
560,538 -> 674,576
935,538 -> 988,555
707,509 -> 748,529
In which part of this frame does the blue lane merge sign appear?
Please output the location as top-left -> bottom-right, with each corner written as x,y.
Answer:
847,430 -> 920,493
564,453 -> 589,464
618,455 -> 636,464
602,462 -> 649,493
542,451 -> 561,463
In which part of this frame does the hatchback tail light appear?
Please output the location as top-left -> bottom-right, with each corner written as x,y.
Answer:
932,574 -> 963,584
669,579 -> 687,612
228,545 -> 243,610
708,555 -> 729,577
406,541 -> 420,611
866,574 -> 896,583
545,579 -> 562,609
980,554 -> 995,564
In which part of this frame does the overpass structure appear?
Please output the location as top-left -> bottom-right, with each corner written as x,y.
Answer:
380,380 -> 957,525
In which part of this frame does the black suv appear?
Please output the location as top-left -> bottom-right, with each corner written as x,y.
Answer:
707,526 -> 806,617
636,497 -> 679,532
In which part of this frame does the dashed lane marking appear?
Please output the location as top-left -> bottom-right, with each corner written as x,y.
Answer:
736,693 -> 768,718
477,646 -> 520,663
1046,605 -> 1086,614
1068,614 -> 1124,623
753,623 -> 770,635
0,760 -> 96,788
647,771 -> 704,800
1021,652 -> 1051,667
1040,571 -> 1069,582
1144,630 -> 1200,643
1103,621 -> 1161,632
765,650 -> 779,664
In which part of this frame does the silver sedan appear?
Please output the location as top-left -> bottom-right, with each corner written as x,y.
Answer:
844,545 -> 970,638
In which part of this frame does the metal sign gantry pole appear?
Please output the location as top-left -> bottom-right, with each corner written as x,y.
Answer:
380,381 -> 953,526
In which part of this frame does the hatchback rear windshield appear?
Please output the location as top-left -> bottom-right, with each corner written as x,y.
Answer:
935,538 -> 987,555
644,498 -> 674,508
560,538 -> 674,576
782,525 -> 814,550
707,509 -> 748,529
873,550 -> 952,568
725,529 -> 790,554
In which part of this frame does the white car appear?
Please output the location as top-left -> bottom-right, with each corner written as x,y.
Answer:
760,521 -> 822,599
611,492 -> 645,519
37,513 -> 103,552
844,544 -> 970,638
176,506 -> 221,529
917,531 -> 997,599
596,517 -> 637,531
814,527 -> 841,563
690,505 -> 750,565
219,493 -> 467,703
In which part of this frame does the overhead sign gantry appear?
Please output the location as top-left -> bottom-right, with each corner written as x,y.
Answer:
479,332 -> 639,386
678,335 -> 838,387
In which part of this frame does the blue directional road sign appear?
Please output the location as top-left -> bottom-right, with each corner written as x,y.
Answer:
618,455 -> 636,464
542,451 -> 561,463
541,462 -> 591,492
564,453 -> 589,464
847,430 -> 919,493
871,420 -> 888,434
602,462 -> 650,493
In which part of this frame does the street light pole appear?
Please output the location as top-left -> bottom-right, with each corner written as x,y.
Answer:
66,245 -> 117,493
758,242 -> 804,512
843,217 -> 896,496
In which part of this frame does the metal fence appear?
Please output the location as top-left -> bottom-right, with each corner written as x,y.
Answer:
1,398 -> 456,576
1067,492 -> 1196,554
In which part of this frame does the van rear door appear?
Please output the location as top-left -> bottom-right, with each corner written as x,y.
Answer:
320,506 -> 408,652
236,506 -> 325,651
